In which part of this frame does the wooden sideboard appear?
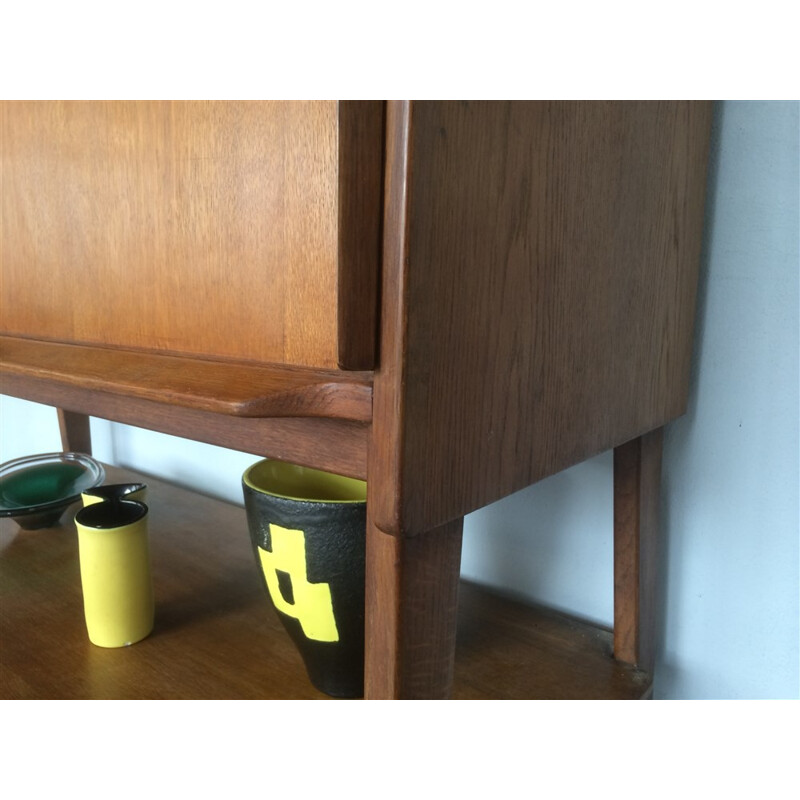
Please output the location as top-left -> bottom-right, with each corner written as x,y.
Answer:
0,100 -> 713,699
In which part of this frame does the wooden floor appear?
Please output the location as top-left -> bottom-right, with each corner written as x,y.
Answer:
1,464 -> 650,700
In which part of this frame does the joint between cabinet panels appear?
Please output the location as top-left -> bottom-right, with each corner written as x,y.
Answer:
337,101 -> 386,371
368,100 -> 414,537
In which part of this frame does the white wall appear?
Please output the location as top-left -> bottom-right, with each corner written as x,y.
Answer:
654,101 -> 799,698
2,100 -> 797,698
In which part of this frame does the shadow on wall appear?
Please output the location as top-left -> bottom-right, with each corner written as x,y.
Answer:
461,449 -> 615,629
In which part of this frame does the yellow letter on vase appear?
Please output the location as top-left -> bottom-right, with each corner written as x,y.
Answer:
258,523 -> 339,642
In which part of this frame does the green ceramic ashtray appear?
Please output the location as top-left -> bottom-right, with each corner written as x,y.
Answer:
0,452 -> 105,530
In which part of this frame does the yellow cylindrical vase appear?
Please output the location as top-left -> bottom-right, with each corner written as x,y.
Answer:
74,499 -> 154,648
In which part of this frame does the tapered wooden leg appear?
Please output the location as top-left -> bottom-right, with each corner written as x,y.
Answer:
364,517 -> 463,699
57,409 -> 92,454
613,428 -> 663,674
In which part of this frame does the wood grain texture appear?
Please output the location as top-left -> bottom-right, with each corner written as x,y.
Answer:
364,516 -> 463,698
453,582 -> 651,699
613,429 -> 663,673
57,409 -> 92,454
0,335 -> 373,421
0,101 -> 380,370
1,464 -> 649,699
1,373 -> 369,479
1,100 -> 709,699
337,101 -> 385,369
372,100 -> 712,535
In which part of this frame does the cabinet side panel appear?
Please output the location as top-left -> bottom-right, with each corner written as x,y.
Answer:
0,101 -> 340,368
379,101 -> 712,535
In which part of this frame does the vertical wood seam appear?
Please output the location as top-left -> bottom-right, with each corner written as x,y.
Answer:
336,101 -> 385,370
369,100 -> 413,535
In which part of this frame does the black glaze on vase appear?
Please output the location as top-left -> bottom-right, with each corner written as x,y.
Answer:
82,483 -> 147,503
242,479 -> 366,699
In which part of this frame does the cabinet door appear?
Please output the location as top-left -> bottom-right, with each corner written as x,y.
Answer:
0,101 -> 382,370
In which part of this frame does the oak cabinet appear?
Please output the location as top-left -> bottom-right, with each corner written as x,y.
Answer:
0,101 -> 713,698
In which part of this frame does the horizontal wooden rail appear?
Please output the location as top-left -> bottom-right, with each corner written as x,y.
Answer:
0,336 -> 373,422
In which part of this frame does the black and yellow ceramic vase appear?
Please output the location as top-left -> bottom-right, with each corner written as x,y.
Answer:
242,459 -> 367,698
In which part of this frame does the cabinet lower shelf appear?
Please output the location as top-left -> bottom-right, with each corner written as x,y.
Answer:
0,464 -> 650,699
